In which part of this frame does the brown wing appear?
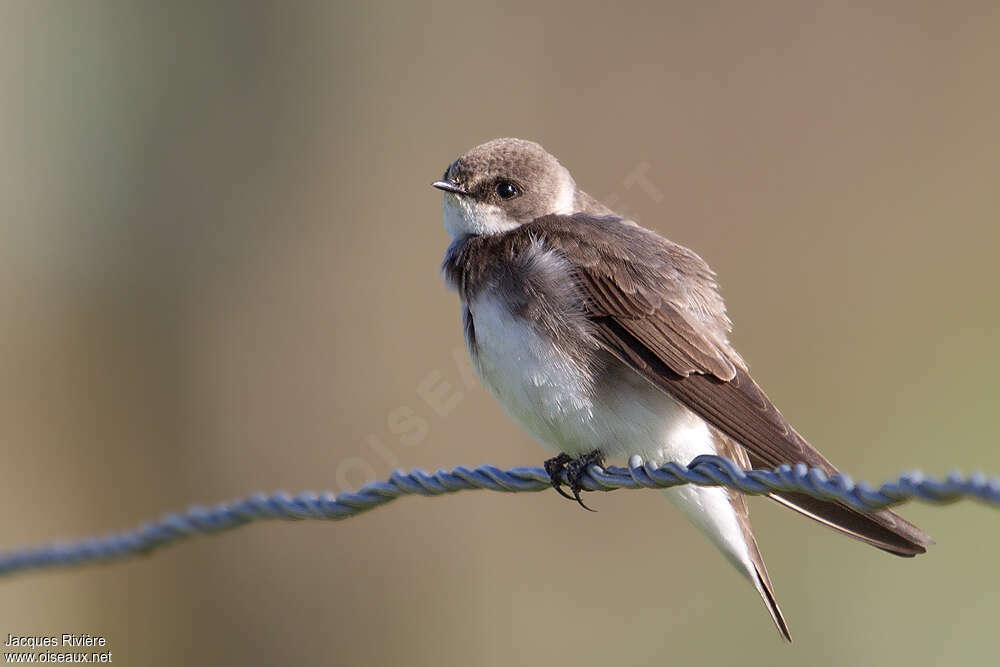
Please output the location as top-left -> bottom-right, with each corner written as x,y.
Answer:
529,214 -> 933,556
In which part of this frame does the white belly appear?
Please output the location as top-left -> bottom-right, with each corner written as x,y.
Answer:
469,293 -> 713,463
467,291 -> 755,580
469,294 -> 598,453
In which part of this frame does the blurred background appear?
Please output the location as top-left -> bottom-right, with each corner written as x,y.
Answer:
2,1 -> 999,664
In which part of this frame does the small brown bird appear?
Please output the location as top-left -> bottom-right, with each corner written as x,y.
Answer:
434,138 -> 932,641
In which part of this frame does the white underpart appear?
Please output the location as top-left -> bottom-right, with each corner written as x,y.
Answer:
470,295 -> 597,449
443,194 -> 519,239
468,271 -> 756,582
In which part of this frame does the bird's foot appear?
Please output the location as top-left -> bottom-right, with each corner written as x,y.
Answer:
543,449 -> 605,512
543,453 -> 575,502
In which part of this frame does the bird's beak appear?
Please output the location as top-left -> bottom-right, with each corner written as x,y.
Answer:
432,180 -> 467,195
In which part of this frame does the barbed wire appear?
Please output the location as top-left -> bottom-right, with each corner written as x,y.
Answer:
1,454 -> 998,579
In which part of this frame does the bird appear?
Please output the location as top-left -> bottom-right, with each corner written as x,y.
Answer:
433,137 -> 932,641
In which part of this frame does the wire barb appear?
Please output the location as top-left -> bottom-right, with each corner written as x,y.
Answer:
1,455 -> 998,579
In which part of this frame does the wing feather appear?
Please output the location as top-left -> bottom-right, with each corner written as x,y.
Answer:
524,214 -> 932,556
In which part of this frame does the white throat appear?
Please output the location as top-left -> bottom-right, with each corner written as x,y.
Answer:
442,195 -> 519,240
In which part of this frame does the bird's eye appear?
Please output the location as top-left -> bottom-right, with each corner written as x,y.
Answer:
495,180 -> 521,200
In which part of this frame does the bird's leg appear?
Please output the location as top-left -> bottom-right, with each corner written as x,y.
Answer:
544,450 -> 606,511
543,452 -> 575,502
564,449 -> 606,512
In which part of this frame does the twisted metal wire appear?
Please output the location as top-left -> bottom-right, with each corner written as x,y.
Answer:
2,454 -> 998,579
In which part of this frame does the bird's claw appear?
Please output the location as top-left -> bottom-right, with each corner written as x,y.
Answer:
543,453 -> 575,501
543,450 -> 605,512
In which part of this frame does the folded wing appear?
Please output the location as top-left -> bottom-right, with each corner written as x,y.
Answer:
526,213 -> 932,556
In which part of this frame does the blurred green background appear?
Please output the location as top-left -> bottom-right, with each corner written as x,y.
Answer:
2,1 -> 999,665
